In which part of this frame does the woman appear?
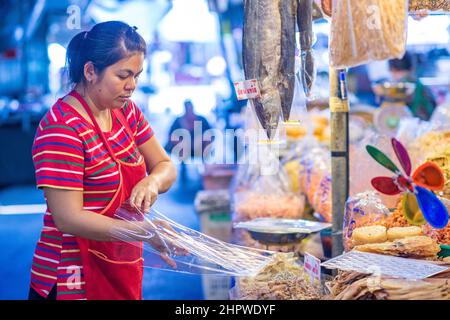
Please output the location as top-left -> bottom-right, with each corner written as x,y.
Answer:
29,21 -> 177,300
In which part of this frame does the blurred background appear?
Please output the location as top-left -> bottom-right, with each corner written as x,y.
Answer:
0,0 -> 449,300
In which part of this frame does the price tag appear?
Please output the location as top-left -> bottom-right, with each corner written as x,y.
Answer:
304,252 -> 321,285
234,79 -> 260,100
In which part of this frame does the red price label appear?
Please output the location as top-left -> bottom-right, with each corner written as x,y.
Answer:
304,252 -> 321,285
233,79 -> 260,100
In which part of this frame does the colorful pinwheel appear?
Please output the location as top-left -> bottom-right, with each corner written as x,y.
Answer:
366,138 -> 448,229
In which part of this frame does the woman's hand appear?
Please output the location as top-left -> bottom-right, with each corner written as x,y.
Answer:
129,176 -> 160,213
140,219 -> 189,269
152,219 -> 189,257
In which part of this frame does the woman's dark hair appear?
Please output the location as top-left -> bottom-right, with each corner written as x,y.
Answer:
388,52 -> 413,72
66,21 -> 147,84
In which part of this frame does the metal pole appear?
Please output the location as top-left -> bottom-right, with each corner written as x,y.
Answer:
329,67 -> 349,258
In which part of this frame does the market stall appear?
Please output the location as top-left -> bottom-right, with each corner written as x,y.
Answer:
221,0 -> 450,300
128,0 -> 450,301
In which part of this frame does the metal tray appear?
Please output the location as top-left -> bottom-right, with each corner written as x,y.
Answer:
247,230 -> 310,244
235,218 -> 331,244
234,218 -> 331,233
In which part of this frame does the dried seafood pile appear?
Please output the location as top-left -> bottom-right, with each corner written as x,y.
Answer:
234,192 -> 305,222
234,253 -> 321,300
325,270 -> 450,300
354,236 -> 441,259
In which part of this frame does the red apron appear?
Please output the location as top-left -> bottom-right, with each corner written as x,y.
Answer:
69,91 -> 147,300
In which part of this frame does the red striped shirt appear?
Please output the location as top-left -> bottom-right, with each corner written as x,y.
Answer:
30,99 -> 153,300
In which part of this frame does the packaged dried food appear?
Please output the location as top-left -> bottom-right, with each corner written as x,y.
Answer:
298,146 -> 332,221
343,191 -> 390,251
232,143 -> 305,220
231,145 -> 306,248
329,0 -> 408,69
409,0 -> 450,11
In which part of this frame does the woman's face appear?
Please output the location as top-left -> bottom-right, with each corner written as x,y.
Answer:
90,52 -> 144,110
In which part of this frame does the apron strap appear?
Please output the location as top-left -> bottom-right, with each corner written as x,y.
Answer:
112,106 -> 137,145
69,90 -> 117,161
68,90 -> 138,161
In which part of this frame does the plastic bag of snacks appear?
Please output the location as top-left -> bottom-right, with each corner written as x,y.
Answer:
329,0 -> 408,69
282,137 -> 322,194
312,172 -> 332,222
298,146 -> 332,221
397,104 -> 450,155
233,144 -> 305,221
409,0 -> 450,11
231,145 -> 306,248
343,191 -> 390,251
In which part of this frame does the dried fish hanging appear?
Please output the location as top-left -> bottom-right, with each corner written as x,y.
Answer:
279,0 -> 316,141
243,0 -> 284,141
242,0 -> 317,141
297,0 -> 316,98
279,0 -> 297,123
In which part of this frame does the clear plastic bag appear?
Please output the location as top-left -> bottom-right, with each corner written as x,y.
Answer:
343,191 -> 390,251
232,144 -> 305,223
396,103 -> 450,149
396,117 -> 429,152
312,173 -> 332,222
231,145 -> 306,249
329,0 -> 408,69
281,135 -> 322,196
281,62 -> 310,142
298,146 -> 332,222
298,30 -> 317,99
111,201 -> 276,276
429,102 -> 450,132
